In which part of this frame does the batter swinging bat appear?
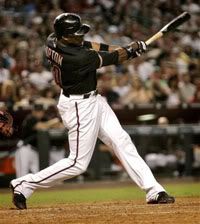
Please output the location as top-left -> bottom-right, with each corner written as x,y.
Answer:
145,12 -> 191,46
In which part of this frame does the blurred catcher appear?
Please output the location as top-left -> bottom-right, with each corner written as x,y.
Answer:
10,13 -> 175,209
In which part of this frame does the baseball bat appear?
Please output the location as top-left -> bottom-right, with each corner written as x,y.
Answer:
145,12 -> 191,46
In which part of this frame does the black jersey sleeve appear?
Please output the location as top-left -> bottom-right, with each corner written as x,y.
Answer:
83,41 -> 109,51
80,49 -> 119,74
98,51 -> 119,66
99,43 -> 109,51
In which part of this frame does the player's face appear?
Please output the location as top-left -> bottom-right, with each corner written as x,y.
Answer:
72,35 -> 84,45
61,35 -> 84,46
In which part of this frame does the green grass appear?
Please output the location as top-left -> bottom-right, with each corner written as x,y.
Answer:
0,182 -> 200,207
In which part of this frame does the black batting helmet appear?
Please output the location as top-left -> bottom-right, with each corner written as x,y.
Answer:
54,13 -> 90,39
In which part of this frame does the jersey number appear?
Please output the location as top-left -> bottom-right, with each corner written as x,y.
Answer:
52,65 -> 62,87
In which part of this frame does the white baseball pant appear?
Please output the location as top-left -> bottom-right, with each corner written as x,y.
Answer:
11,91 -> 165,202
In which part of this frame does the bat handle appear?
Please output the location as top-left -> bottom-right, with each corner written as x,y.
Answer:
145,32 -> 163,46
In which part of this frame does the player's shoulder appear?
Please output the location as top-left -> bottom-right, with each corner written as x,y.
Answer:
79,46 -> 99,62
46,33 -> 57,48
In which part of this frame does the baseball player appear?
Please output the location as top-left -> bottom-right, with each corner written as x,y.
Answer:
10,13 -> 175,209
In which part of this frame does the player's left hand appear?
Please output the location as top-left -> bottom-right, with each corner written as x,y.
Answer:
135,41 -> 147,56
0,110 -> 14,137
125,41 -> 147,59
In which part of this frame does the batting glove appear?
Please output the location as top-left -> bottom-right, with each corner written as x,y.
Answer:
135,41 -> 147,56
124,41 -> 147,59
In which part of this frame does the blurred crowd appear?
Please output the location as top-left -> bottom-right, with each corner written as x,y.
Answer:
0,0 -> 199,114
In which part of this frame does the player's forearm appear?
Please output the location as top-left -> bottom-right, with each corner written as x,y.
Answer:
87,41 -> 120,52
115,42 -> 140,63
116,41 -> 147,63
116,47 -> 129,63
97,41 -> 147,67
108,45 -> 121,52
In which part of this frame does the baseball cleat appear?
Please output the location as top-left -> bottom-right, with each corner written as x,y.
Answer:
147,191 -> 175,204
10,184 -> 27,209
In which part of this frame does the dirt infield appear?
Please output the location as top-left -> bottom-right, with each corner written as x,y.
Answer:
0,197 -> 199,224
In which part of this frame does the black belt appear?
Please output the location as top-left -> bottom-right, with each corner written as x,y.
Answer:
63,90 -> 98,99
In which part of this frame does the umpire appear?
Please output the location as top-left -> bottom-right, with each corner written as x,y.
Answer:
10,13 -> 174,209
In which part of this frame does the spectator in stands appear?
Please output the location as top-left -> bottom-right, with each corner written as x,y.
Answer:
122,75 -> 153,107
166,75 -> 181,107
0,55 -> 10,83
28,61 -> 53,91
147,68 -> 171,104
97,72 -> 121,108
14,81 -> 38,111
35,87 -> 57,109
169,47 -> 189,75
0,79 -> 17,110
0,0 -> 198,114
112,72 -> 130,99
179,73 -> 196,104
85,28 -> 105,44
128,57 -> 155,82
11,47 -> 29,78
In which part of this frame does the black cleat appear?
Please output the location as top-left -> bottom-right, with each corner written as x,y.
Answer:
147,191 -> 175,204
10,184 -> 27,209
